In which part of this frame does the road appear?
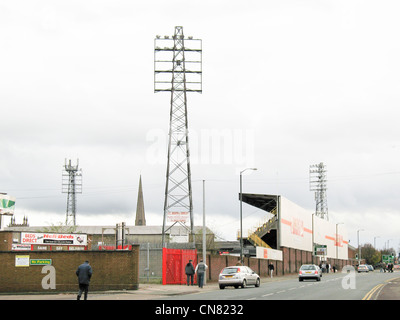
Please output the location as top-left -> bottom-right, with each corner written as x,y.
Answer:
0,270 -> 398,301
160,271 -> 399,300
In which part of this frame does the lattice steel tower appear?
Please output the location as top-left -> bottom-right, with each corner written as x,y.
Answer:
154,26 -> 202,247
62,159 -> 82,226
309,162 -> 328,220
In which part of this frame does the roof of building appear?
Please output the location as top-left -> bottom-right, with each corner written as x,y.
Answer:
4,225 -> 214,236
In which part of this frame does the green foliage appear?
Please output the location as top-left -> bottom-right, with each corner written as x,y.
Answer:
39,221 -> 79,234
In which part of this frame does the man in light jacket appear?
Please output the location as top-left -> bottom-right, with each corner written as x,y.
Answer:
195,259 -> 208,288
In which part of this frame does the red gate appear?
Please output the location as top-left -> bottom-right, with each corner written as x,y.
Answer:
162,248 -> 197,285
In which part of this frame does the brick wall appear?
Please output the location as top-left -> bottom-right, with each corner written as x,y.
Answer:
0,247 -> 139,293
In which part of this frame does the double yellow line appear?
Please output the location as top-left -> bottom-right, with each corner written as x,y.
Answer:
362,283 -> 384,300
362,277 -> 400,300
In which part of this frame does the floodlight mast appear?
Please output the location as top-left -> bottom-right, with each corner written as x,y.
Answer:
62,159 -> 82,226
154,26 -> 202,248
309,162 -> 328,220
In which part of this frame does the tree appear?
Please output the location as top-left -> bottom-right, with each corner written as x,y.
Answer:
361,243 -> 381,265
39,221 -> 79,234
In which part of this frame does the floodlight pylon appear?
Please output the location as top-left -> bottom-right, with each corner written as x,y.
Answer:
309,162 -> 328,220
62,159 -> 82,226
154,26 -> 202,247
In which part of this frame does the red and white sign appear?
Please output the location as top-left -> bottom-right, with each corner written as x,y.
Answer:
21,232 -> 87,246
256,247 -> 283,261
167,211 -> 189,223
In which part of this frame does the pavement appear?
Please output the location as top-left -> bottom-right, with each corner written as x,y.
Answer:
374,274 -> 400,300
0,272 -> 399,300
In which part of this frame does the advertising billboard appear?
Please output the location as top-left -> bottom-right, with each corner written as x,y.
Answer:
313,216 -> 348,259
279,197 -> 313,252
279,196 -> 348,259
20,232 -> 88,246
167,211 -> 189,223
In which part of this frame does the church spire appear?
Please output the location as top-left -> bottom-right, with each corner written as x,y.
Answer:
135,175 -> 146,226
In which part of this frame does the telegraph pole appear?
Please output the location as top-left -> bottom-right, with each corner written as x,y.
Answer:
154,26 -> 202,247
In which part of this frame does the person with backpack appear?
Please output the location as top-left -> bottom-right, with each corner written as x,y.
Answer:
195,259 -> 208,288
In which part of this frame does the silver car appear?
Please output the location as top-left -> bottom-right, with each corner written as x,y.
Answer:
299,264 -> 322,281
357,264 -> 369,273
219,266 -> 260,289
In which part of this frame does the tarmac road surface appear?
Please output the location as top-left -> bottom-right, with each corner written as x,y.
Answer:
0,271 -> 399,300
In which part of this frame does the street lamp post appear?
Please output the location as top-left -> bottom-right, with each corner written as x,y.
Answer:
374,236 -> 380,249
202,179 -> 206,285
240,168 -> 257,265
336,223 -> 344,259
357,229 -> 364,265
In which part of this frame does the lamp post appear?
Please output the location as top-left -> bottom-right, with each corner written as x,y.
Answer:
202,179 -> 206,285
336,223 -> 344,259
240,168 -> 257,265
357,229 -> 364,265
374,236 -> 380,249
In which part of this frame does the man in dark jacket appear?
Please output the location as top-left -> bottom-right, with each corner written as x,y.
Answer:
76,260 -> 93,300
185,259 -> 195,286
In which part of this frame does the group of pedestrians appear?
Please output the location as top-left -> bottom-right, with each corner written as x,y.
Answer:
382,263 -> 395,273
319,261 -> 336,273
184,259 -> 208,288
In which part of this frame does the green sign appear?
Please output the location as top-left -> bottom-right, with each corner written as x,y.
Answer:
382,255 -> 394,264
314,244 -> 327,255
30,259 -> 52,266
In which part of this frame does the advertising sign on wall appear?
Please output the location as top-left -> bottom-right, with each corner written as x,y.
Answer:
256,246 -> 283,261
15,255 -> 30,267
279,197 -> 313,252
278,196 -> 348,259
167,211 -> 189,223
21,233 -> 87,246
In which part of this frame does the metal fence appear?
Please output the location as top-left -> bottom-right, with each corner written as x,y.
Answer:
138,242 -> 196,283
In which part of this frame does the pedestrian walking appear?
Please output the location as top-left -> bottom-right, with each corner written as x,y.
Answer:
195,259 -> 208,288
76,260 -> 93,300
185,259 -> 195,286
268,262 -> 274,278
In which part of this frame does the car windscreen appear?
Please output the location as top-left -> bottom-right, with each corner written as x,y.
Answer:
300,265 -> 316,270
221,268 -> 239,274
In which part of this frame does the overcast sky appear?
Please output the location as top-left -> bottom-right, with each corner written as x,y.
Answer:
1,0 -> 399,251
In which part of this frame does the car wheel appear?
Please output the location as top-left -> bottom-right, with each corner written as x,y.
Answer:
219,284 -> 225,289
299,278 -> 303,282
255,278 -> 260,287
317,277 -> 321,281
241,279 -> 247,288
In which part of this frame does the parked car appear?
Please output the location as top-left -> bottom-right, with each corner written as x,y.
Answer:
366,265 -> 374,272
218,266 -> 260,289
298,264 -> 322,281
357,265 -> 369,273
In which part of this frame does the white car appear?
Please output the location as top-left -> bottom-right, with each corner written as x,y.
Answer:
357,265 -> 369,273
219,266 -> 260,289
299,264 -> 322,281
